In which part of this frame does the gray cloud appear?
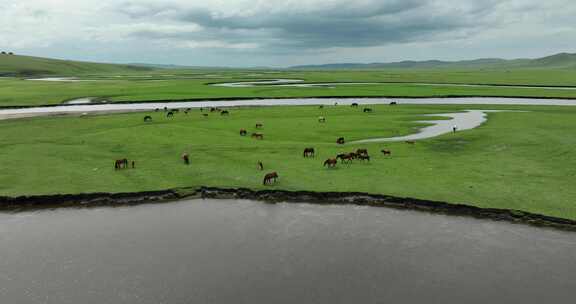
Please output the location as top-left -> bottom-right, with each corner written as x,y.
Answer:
117,0 -> 504,50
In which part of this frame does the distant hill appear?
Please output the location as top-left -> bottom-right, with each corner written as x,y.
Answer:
0,53 -> 154,77
290,52 -> 576,70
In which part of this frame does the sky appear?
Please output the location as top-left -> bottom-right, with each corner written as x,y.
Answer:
1,0 -> 575,67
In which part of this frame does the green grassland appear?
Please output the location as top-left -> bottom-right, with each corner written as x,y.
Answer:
1,104 -> 575,219
2,68 -> 576,107
2,54 -> 576,107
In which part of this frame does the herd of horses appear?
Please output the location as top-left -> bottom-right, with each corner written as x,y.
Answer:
127,101 -> 404,186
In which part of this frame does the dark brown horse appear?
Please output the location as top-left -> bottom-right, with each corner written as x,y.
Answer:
255,123 -> 263,129
252,133 -> 264,140
240,129 -> 247,136
323,158 -> 337,168
351,103 -> 359,107
336,137 -> 345,145
381,149 -> 392,156
358,155 -> 370,162
337,153 -> 354,164
363,108 -> 373,113
143,115 -> 152,122
221,110 -> 230,116
303,148 -> 315,158
202,113 -> 208,118
390,101 -> 397,105
356,148 -> 368,156
166,111 -> 174,118
181,153 -> 190,165
114,158 -> 129,170
263,172 -> 279,185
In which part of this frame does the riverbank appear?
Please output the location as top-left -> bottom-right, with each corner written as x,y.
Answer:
2,187 -> 576,231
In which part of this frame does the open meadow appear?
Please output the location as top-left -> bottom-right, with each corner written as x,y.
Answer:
1,103 -> 575,219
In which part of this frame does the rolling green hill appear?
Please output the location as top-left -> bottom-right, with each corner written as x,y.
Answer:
0,53 -> 154,77
291,52 -> 576,70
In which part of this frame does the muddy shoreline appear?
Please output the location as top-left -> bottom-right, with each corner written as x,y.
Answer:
3,95 -> 576,110
1,187 -> 575,231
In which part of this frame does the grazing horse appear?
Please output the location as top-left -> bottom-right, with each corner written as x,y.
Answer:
252,133 -> 264,140
358,155 -> 370,162
303,148 -> 315,158
381,149 -> 392,156
240,129 -> 247,136
336,137 -> 345,145
143,115 -> 153,122
255,123 -> 263,129
356,148 -> 368,156
323,158 -> 337,168
114,158 -> 129,170
181,153 -> 190,165
363,108 -> 373,113
202,113 -> 208,118
221,110 -> 230,116
318,116 -> 326,123
337,153 -> 354,164
263,172 -> 279,185
167,111 -> 174,118
405,140 -> 416,145
390,101 -> 397,105
351,103 -> 359,107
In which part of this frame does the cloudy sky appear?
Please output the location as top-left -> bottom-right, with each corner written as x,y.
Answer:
1,0 -> 575,67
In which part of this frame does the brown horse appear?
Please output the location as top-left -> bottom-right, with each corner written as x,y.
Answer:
323,158 -> 337,168
252,133 -> 264,140
358,155 -> 370,162
181,153 -> 190,165
356,148 -> 368,156
337,153 -> 354,164
381,149 -> 392,156
303,148 -> 315,158
240,129 -> 247,136
114,158 -> 129,170
336,137 -> 345,145
263,172 -> 279,185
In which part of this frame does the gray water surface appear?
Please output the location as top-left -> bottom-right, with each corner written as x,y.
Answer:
0,199 -> 575,304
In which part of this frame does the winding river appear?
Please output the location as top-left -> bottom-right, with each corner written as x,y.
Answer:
1,199 -> 575,304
